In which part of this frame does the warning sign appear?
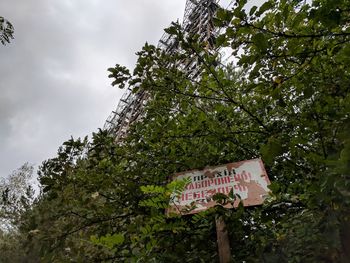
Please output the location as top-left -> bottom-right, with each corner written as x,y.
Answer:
168,158 -> 270,215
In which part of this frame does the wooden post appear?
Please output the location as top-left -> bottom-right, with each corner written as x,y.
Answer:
216,216 -> 231,263
340,217 -> 350,262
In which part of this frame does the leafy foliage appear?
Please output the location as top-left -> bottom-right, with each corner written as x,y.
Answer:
0,163 -> 35,231
0,16 -> 14,45
5,0 -> 350,262
0,163 -> 35,261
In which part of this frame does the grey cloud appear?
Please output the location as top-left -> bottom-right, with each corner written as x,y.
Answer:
0,0 -> 186,177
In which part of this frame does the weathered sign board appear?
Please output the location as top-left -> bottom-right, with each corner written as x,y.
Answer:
168,158 -> 270,215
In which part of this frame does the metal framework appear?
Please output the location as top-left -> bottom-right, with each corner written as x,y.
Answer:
103,0 -> 232,141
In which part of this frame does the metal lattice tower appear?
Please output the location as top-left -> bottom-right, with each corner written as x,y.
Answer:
103,0 -> 232,141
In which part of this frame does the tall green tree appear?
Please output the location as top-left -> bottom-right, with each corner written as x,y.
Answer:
0,163 -> 35,231
0,163 -> 35,262
11,0 -> 350,262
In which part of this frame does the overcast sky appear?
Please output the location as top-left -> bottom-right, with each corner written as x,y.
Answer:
0,0 -> 188,178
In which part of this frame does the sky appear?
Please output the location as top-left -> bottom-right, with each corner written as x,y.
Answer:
0,0 -> 187,178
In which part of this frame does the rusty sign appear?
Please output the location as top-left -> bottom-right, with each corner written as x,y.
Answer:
168,158 -> 270,215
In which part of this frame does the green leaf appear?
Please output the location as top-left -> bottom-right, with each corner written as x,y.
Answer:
216,34 -> 227,47
268,181 -> 280,193
164,26 -> 177,35
260,137 -> 283,165
256,1 -> 273,16
90,233 -> 125,249
249,6 -> 258,16
252,33 -> 268,52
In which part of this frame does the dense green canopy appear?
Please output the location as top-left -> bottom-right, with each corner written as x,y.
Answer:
1,0 -> 350,262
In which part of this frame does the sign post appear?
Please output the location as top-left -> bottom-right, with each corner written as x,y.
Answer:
167,158 -> 270,262
216,216 -> 231,263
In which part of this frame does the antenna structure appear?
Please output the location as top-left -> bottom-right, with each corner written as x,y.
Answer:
103,0 -> 232,141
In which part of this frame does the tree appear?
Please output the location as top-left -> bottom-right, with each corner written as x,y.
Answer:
11,0 -> 350,262
102,0 -> 350,260
0,163 -> 35,262
0,163 -> 35,231
0,16 -> 14,45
